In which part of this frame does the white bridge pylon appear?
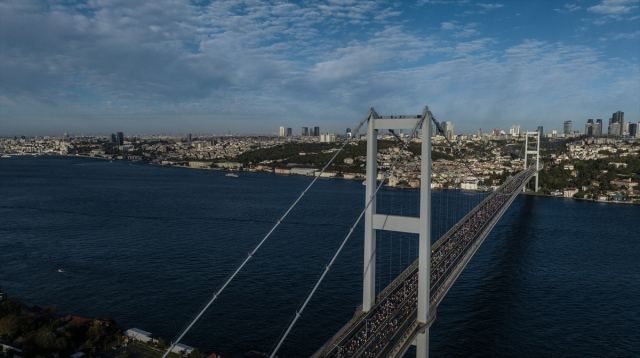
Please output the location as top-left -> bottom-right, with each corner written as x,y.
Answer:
523,131 -> 541,192
363,106 -> 433,358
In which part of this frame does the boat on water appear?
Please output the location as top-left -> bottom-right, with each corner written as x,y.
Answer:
1,155 -> 10,158
58,269 -> 64,273
226,173 -> 239,178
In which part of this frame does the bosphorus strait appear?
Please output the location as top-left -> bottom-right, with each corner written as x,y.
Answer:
1,156 -> 638,357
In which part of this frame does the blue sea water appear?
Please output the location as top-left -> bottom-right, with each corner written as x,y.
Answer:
1,156 -> 638,358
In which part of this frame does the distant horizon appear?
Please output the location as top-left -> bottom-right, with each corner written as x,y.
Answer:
1,1 -> 638,136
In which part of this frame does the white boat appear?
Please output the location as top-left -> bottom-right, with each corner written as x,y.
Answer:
1,155 -> 10,158
226,173 -> 239,178
58,269 -> 65,273
362,181 -> 366,185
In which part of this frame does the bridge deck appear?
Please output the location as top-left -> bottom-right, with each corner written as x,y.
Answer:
312,166 -> 538,358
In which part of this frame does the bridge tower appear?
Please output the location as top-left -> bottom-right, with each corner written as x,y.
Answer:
523,131 -> 540,192
363,106 -> 434,358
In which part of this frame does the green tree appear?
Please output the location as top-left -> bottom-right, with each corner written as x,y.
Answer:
88,321 -> 105,341
43,306 -> 59,319
189,347 -> 202,358
0,314 -> 19,338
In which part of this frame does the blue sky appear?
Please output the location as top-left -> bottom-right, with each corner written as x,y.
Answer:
1,0 -> 638,136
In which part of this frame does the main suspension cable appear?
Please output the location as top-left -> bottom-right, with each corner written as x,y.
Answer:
160,109 -> 375,358
269,115 -> 425,358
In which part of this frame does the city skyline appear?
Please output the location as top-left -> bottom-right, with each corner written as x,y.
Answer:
1,0 -> 639,136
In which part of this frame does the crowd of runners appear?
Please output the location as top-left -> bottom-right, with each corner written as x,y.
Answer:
325,165 -> 536,358
429,165 -> 536,295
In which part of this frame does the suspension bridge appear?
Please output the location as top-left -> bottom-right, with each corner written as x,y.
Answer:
161,106 -> 542,358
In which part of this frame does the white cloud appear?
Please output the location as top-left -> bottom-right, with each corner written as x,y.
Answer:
477,3 -> 505,11
441,21 -> 459,30
613,30 -> 640,39
587,0 -> 639,15
554,4 -> 582,13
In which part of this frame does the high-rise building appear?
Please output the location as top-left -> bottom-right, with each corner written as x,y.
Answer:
564,121 -> 572,135
279,126 -> 285,137
628,123 -> 638,138
478,128 -> 482,136
63,133 -> 70,142
537,126 -> 543,136
611,111 -> 624,136
187,133 -> 192,143
314,127 -> 320,136
110,133 -> 116,143
302,127 -> 308,136
442,121 -> 453,139
116,132 -> 124,146
346,128 -> 352,136
623,121 -> 630,135
286,128 -> 292,136
493,127 -> 500,136
608,120 -> 621,136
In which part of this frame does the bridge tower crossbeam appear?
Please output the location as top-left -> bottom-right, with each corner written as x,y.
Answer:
523,131 -> 541,192
363,106 -> 433,358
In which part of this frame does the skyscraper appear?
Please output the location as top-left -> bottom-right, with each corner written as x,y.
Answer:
116,132 -> 124,145
563,121 -> 572,135
611,111 -> 624,136
110,133 -> 116,143
286,128 -> 292,136
279,126 -> 285,137
63,133 -> 70,142
493,127 -> 500,136
302,127 -> 308,136
187,133 -> 192,142
478,128 -> 482,136
346,128 -> 351,136
314,127 -> 320,136
537,126 -> 543,136
442,121 -> 453,139
608,119 -> 621,136
628,123 -> 638,138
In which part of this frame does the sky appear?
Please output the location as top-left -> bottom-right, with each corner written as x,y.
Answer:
0,0 -> 639,136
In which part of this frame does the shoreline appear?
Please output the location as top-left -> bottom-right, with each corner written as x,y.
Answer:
5,154 -> 638,204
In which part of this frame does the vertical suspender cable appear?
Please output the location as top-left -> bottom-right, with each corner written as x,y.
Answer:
159,110 -> 374,358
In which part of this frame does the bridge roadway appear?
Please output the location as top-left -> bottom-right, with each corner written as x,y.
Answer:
312,165 -> 539,358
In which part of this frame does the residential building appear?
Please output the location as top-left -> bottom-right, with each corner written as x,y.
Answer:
125,328 -> 154,343
610,178 -> 638,188
563,187 -> 579,198
493,127 -> 500,136
189,161 -> 211,169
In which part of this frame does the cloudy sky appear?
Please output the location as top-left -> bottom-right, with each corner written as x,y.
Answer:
1,0 -> 638,136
